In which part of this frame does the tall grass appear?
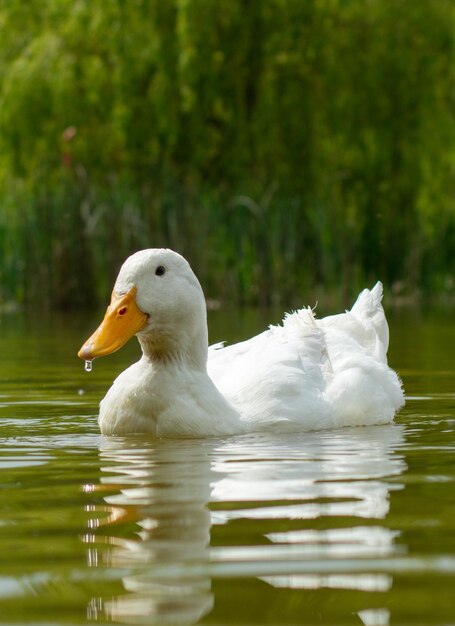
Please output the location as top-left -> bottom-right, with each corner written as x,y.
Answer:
0,0 -> 454,309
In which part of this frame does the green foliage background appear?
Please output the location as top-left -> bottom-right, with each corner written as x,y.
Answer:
0,0 -> 453,308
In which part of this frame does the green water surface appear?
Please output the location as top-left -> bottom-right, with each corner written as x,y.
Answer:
0,308 -> 454,625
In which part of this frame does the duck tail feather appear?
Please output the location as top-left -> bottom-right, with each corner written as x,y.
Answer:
350,282 -> 389,362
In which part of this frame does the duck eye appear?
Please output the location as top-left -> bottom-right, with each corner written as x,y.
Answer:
155,266 -> 166,276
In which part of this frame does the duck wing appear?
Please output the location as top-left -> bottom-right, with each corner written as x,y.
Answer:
208,283 -> 404,431
208,307 -> 333,431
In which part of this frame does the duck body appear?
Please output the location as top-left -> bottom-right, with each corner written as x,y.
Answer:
79,249 -> 404,437
99,356 -> 242,437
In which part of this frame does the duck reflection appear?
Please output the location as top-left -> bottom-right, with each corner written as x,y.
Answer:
84,438 -> 216,625
84,424 -> 406,625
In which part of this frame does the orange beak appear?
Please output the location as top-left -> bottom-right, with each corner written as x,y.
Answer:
78,286 -> 148,361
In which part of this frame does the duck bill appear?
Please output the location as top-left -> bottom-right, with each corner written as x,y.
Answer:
78,286 -> 148,361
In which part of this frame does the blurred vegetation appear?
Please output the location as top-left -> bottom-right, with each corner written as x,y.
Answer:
0,0 -> 454,310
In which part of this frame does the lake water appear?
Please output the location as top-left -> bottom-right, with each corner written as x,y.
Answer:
0,307 -> 454,625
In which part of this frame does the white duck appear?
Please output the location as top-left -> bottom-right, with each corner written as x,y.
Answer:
78,248 -> 404,436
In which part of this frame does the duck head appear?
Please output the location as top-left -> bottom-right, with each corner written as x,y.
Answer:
78,249 -> 208,365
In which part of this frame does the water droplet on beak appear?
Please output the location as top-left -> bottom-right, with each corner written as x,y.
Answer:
84,360 -> 93,372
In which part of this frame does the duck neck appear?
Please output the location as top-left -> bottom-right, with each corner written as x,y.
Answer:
138,321 -> 209,371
